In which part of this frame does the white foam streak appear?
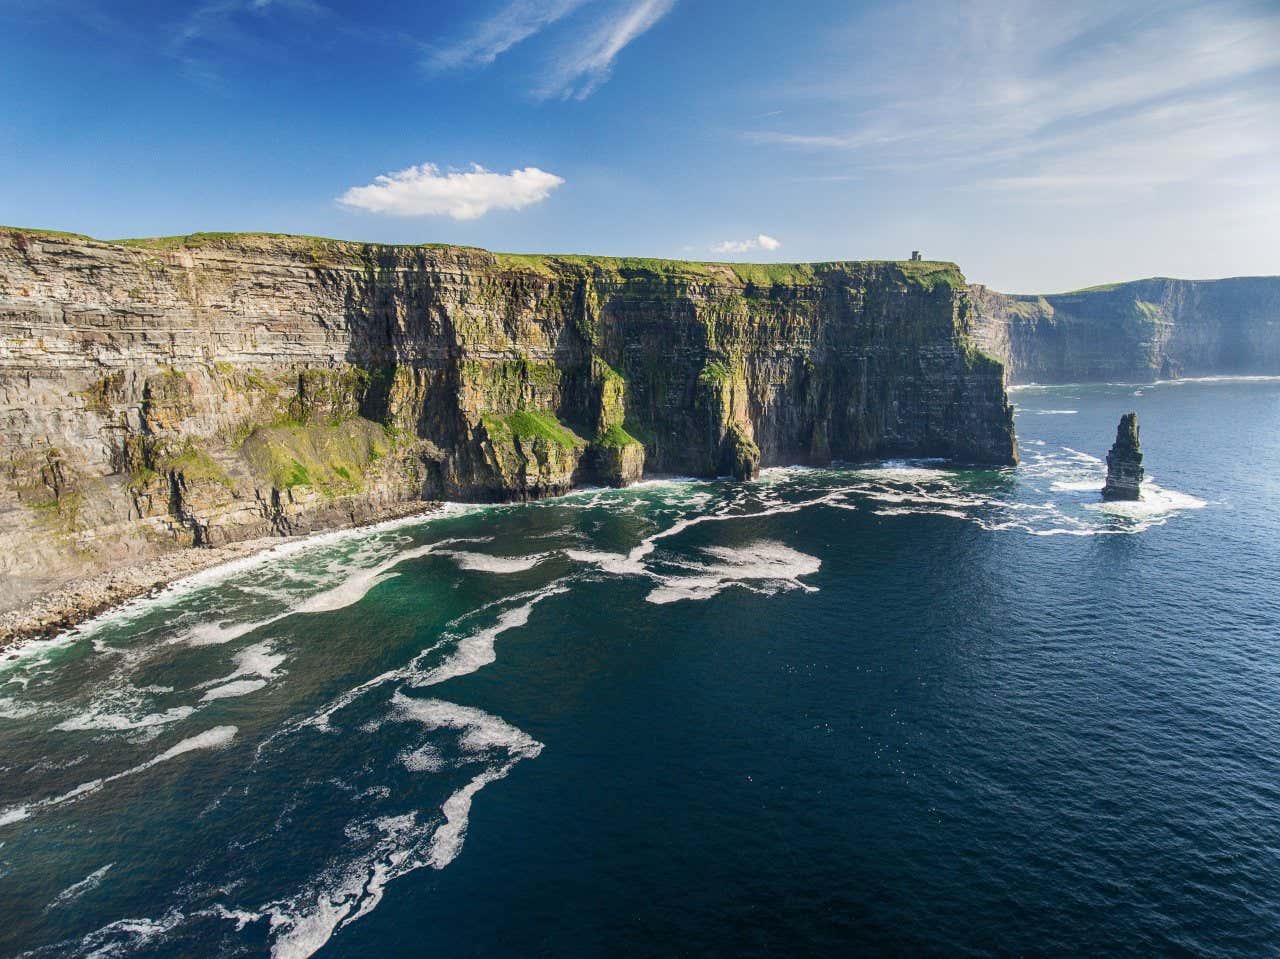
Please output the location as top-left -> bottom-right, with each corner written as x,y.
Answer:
0,726 -> 237,828
198,642 -> 286,702
413,585 -> 569,687
266,696 -> 541,959
439,550 -> 547,573
645,541 -> 821,605
428,765 -> 508,869
390,693 -> 543,758
46,862 -> 113,910
295,537 -> 490,614
55,704 -> 196,734
200,679 -> 269,702
175,617 -> 282,648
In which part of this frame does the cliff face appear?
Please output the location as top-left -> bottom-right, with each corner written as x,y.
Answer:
971,277 -> 1280,384
0,229 -> 1016,609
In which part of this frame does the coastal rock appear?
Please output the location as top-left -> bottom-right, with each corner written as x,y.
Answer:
719,423 -> 761,480
1102,412 -> 1144,500
0,229 -> 1018,615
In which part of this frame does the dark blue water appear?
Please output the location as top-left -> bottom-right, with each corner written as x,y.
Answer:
2,379 -> 1278,958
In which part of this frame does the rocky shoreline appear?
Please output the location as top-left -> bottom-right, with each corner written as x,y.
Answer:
0,501 -> 441,650
2,229 -> 1016,619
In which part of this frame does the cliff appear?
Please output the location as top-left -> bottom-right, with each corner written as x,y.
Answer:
970,277 -> 1280,384
0,228 -> 1016,613
1103,412 -> 1144,501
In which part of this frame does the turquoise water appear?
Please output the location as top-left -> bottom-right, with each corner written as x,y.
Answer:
2,379 -> 1278,957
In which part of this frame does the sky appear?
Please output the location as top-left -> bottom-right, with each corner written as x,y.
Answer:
0,0 -> 1277,291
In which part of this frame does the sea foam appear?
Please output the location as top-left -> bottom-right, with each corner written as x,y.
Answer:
0,726 -> 237,828
645,541 -> 821,605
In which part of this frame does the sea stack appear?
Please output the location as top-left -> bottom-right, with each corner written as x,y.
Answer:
1102,412 -> 1144,500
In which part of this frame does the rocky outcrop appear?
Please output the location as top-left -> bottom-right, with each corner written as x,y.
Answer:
1103,413 -> 1144,500
0,229 -> 1017,612
970,276 -> 1280,384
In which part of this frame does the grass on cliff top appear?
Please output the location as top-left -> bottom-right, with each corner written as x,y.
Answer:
492,252 -> 961,289
1,226 -> 97,242
2,225 -> 964,289
482,410 -> 586,450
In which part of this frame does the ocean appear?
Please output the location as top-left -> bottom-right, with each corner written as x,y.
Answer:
1,378 -> 1278,958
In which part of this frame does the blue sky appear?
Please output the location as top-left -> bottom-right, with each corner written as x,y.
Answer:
0,0 -> 1276,291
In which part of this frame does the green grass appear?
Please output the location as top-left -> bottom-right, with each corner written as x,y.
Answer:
161,445 -> 235,489
482,410 -> 586,449
596,423 -> 640,448
240,418 -> 392,492
496,252 -> 831,288
728,262 -> 818,286
894,260 -> 966,292
113,231 -> 341,250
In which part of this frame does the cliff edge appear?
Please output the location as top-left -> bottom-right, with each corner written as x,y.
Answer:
1,228 -> 1017,613
970,276 -> 1280,384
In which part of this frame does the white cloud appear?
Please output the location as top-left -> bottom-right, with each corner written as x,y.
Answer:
338,163 -> 565,220
711,234 -> 782,255
426,0 -> 591,71
537,0 -> 677,99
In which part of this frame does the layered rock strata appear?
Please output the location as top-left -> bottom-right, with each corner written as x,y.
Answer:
971,277 -> 1280,384
1103,412 -> 1144,501
1,229 -> 1017,613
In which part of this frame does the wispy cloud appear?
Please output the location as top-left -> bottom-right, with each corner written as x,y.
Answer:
711,234 -> 781,255
426,0 -> 591,71
745,0 -> 1280,201
338,163 -> 565,220
535,0 -> 676,99
166,0 -> 336,85
430,0 -> 677,99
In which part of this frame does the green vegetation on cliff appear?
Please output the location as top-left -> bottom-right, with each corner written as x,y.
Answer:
596,423 -> 640,448
481,410 -> 586,450
241,419 -> 392,493
135,443 -> 235,491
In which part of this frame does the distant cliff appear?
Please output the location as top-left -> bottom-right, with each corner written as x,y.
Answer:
971,276 -> 1280,384
0,228 -> 1016,610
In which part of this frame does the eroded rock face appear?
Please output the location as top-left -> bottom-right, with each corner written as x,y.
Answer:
0,230 -> 1017,609
1103,412 -> 1144,501
969,277 -> 1280,385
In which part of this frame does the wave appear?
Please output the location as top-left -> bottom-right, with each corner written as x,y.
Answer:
411,583 -> 570,687
437,550 -> 548,574
45,862 -> 113,911
13,506 -> 485,660
645,541 -> 821,605
54,703 -> 196,735
1085,484 -> 1208,519
262,694 -> 541,959
0,725 -> 237,827
197,641 -> 286,702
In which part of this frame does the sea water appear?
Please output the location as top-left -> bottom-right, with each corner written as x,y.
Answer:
1,378 -> 1277,957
